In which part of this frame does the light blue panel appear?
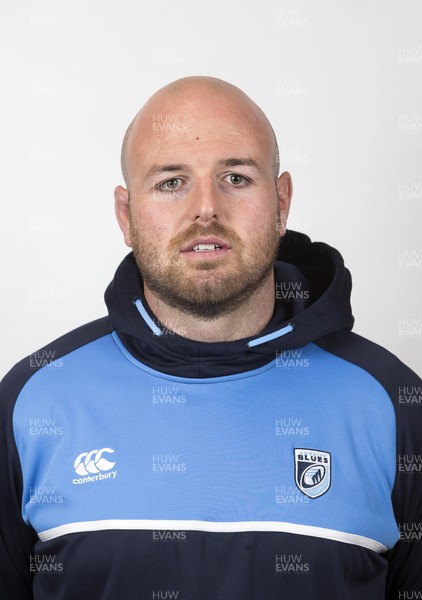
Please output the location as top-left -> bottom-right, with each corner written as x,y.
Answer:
13,333 -> 398,549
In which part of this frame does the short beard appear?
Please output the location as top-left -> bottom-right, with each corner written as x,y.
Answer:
129,213 -> 280,320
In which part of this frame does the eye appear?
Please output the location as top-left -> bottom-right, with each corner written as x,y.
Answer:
224,173 -> 250,187
157,178 -> 182,192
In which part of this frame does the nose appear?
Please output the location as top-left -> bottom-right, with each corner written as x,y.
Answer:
189,174 -> 220,223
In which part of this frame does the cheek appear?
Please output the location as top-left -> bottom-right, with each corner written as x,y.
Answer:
132,206 -> 179,247
241,201 -> 278,237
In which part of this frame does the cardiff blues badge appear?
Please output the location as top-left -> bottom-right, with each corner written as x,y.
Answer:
294,448 -> 331,499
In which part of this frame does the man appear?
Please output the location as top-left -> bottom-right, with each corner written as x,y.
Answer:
1,76 -> 421,599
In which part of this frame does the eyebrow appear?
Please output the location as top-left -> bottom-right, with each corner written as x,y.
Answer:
145,157 -> 264,179
218,158 -> 263,173
145,164 -> 188,178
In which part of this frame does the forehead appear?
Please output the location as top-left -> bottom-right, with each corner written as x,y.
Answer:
128,95 -> 274,176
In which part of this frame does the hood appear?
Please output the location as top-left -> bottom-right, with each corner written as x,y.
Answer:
104,230 -> 354,378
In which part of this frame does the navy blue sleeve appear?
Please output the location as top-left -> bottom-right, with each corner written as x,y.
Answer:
0,317 -> 111,599
384,363 -> 422,599
0,357 -> 37,598
316,331 -> 422,598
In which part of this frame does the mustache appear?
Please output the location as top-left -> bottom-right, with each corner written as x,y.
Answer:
169,222 -> 243,250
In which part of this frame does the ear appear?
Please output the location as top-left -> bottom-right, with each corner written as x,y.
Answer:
276,171 -> 293,236
114,185 -> 132,247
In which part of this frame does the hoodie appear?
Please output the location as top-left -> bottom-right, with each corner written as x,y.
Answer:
0,230 -> 421,600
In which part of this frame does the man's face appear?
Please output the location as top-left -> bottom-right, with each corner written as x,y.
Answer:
116,92 -> 290,319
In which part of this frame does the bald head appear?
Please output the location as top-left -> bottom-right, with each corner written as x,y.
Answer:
120,76 -> 279,188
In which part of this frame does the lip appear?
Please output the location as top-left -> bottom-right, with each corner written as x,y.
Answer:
180,237 -> 231,253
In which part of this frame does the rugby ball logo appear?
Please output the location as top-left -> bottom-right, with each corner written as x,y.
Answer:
294,448 -> 331,499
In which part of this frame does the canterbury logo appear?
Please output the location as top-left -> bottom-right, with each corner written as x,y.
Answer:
74,448 -> 116,476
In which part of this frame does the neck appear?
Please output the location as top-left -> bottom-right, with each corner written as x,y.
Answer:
143,274 -> 276,343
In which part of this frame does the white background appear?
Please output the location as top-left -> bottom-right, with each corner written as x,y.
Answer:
0,0 -> 421,377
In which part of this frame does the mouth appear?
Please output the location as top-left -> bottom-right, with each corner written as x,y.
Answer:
180,237 -> 231,255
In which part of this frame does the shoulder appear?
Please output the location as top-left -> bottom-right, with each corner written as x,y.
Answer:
315,329 -> 421,397
0,316 -> 112,411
